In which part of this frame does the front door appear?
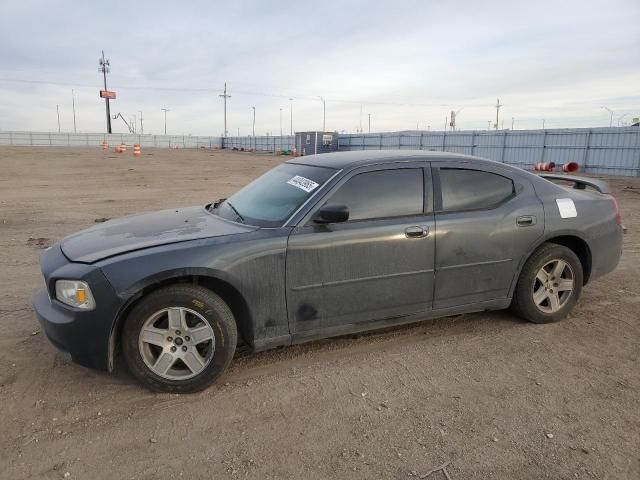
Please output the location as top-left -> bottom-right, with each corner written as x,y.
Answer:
432,161 -> 544,309
286,163 -> 435,337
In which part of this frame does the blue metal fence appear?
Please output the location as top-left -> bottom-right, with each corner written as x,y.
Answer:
223,135 -> 294,152
0,131 -> 222,149
338,127 -> 640,176
2,127 -> 638,176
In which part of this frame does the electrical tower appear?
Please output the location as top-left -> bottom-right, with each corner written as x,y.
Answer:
495,98 -> 502,131
219,82 -> 231,137
99,51 -> 112,134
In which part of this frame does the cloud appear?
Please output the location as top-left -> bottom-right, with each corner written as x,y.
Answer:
0,0 -> 639,134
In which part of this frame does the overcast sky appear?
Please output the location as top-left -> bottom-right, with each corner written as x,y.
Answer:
0,0 -> 639,136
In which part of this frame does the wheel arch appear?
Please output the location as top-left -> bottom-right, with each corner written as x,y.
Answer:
545,235 -> 592,284
108,269 -> 254,372
509,233 -> 593,300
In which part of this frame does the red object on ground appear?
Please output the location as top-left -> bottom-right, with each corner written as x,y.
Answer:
563,162 -> 579,173
534,162 -> 555,172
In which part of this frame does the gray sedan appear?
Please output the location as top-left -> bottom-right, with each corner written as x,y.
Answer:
33,151 -> 623,392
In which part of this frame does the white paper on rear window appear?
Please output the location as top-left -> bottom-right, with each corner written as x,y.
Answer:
287,175 -> 319,193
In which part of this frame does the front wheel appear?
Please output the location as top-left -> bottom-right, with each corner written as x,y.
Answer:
511,243 -> 583,324
122,285 -> 237,393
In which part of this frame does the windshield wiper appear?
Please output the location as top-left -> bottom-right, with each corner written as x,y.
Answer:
225,201 -> 245,223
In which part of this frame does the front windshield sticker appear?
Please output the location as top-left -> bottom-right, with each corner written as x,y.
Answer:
287,175 -> 319,193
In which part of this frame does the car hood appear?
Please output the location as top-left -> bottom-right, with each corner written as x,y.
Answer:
60,206 -> 256,263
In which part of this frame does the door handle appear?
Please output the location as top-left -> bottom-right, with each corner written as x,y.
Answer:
405,226 -> 429,238
516,215 -> 536,227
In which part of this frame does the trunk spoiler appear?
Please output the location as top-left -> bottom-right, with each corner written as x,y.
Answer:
537,173 -> 612,195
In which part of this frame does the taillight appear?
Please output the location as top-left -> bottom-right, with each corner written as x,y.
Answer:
608,195 -> 622,225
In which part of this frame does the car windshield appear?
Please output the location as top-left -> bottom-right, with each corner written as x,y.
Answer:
214,163 -> 336,227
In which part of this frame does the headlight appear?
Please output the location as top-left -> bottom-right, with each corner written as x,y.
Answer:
55,280 -> 96,310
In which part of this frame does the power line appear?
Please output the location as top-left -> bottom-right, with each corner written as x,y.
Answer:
0,76 -> 496,108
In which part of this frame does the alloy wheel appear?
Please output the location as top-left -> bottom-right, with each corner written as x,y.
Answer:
532,259 -> 575,314
138,307 -> 215,380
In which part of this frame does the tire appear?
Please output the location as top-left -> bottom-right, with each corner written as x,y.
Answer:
122,284 -> 237,393
511,243 -> 583,324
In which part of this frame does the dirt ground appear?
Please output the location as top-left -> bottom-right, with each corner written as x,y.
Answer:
0,146 -> 638,479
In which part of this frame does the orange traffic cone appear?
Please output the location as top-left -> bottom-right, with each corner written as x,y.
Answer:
133,144 -> 141,157
102,141 -> 108,151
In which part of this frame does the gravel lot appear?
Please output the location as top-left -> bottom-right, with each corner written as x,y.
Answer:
1,146 -> 638,479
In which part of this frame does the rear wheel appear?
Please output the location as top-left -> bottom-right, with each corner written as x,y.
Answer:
122,285 -> 237,393
511,243 -> 583,323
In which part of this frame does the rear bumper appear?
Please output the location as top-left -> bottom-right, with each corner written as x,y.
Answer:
590,224 -> 624,281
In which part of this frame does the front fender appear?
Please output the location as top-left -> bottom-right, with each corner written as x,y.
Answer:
97,231 -> 291,371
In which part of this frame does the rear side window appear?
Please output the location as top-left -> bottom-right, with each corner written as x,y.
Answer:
439,168 -> 514,211
326,168 -> 423,221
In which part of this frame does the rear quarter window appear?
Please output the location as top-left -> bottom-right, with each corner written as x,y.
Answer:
439,168 -> 514,211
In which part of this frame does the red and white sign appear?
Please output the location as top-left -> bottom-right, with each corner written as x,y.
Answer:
100,90 -> 116,99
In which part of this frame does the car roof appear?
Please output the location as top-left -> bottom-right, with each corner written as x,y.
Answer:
286,150 -> 500,170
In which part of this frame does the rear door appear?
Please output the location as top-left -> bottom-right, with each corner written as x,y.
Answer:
286,162 -> 435,336
432,161 -> 544,309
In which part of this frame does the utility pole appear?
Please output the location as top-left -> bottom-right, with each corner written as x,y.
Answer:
495,98 -> 502,131
289,98 -> 293,135
71,89 -> 77,133
161,108 -> 169,135
138,111 -> 143,135
368,113 -> 371,133
279,108 -> 283,136
56,104 -> 61,133
252,106 -> 256,136
99,50 -> 112,134
359,104 -> 363,133
511,117 -> 514,130
319,96 -> 326,131
219,82 -> 231,136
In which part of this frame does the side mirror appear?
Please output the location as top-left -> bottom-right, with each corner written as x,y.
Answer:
314,204 -> 349,224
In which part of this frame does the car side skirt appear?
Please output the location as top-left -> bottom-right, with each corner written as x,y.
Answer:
255,299 -> 511,350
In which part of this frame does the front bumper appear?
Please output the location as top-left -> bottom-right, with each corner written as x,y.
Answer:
33,289 -> 114,370
33,245 -> 126,372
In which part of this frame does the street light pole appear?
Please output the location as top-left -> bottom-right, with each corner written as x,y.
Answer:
161,108 -> 169,135
138,111 -> 143,135
279,108 -> 283,136
71,89 -> 77,133
368,113 -> 371,133
289,98 -> 293,135
617,113 -> 630,126
319,96 -> 326,131
252,106 -> 256,136
601,106 -> 614,127
56,104 -> 61,133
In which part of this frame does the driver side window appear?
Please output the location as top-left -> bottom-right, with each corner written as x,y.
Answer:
325,168 -> 424,221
